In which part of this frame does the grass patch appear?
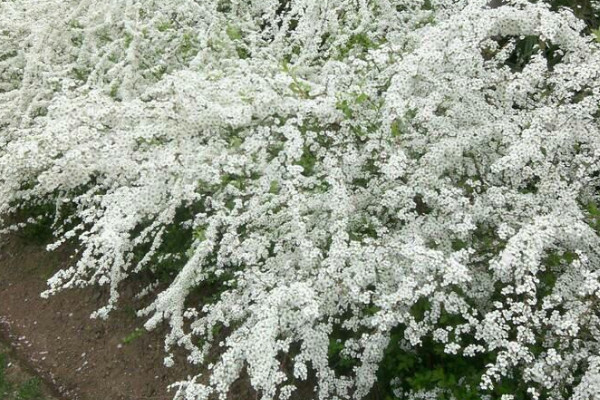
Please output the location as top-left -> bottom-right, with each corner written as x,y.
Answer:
0,352 -> 46,399
122,328 -> 145,345
16,378 -> 43,400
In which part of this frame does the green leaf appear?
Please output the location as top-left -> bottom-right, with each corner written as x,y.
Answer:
226,25 -> 242,40
157,21 -> 172,32
355,93 -> 369,104
336,99 -> 353,119
296,147 -> 317,176
194,226 -> 206,241
16,377 -> 43,400
390,120 -> 401,137
122,328 -> 145,344
269,180 -> 280,194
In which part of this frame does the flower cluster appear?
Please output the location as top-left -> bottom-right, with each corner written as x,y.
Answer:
1,0 -> 600,399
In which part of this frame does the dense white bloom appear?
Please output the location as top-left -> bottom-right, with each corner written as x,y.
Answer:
1,0 -> 600,399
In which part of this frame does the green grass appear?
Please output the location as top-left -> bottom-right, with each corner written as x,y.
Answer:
0,354 -> 9,398
122,328 -> 145,345
0,353 -> 46,400
16,378 -> 43,400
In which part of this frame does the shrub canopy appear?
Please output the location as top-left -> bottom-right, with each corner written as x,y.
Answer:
1,0 -> 600,399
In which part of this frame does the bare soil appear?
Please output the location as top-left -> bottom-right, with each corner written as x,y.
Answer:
0,233 -> 200,400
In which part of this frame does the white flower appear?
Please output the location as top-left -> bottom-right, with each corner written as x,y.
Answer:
2,0 -> 600,399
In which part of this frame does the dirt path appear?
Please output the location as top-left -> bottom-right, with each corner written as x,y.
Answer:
0,233 -> 198,400
0,339 -> 60,400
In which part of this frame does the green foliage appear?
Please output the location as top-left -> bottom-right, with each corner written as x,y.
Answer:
296,146 -> 317,176
221,173 -> 246,191
133,206 -> 198,282
0,353 -> 9,398
335,92 -> 374,129
0,50 -> 17,63
282,61 -> 316,99
12,201 -> 55,244
67,20 -> 83,29
269,180 -> 280,194
124,32 -> 133,48
95,28 -> 112,44
108,83 -> 120,100
193,226 -> 206,242
586,201 -> 600,232
225,25 -> 242,41
415,13 -> 436,29
194,323 -> 227,364
235,46 -> 250,60
8,181 -> 90,245
391,108 -> 417,138
16,378 -> 43,400
328,338 -> 358,375
122,328 -> 145,345
31,107 -> 48,119
376,331 -> 486,400
327,322 -> 362,377
221,24 -> 251,59
0,354 -> 45,400
216,0 -> 232,13
71,67 -> 91,82
149,64 -> 168,80
135,135 -> 170,149
335,99 -> 353,119
156,21 -> 172,32
178,32 -> 199,62
282,45 -> 301,64
390,120 -> 401,138
348,215 -> 377,241
503,35 -> 563,72
337,33 -> 381,59
200,270 -> 237,304
289,80 -> 312,98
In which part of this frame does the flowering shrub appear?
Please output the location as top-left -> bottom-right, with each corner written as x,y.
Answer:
1,0 -> 600,399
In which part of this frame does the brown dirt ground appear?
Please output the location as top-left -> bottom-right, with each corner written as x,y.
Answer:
0,232 -> 206,400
